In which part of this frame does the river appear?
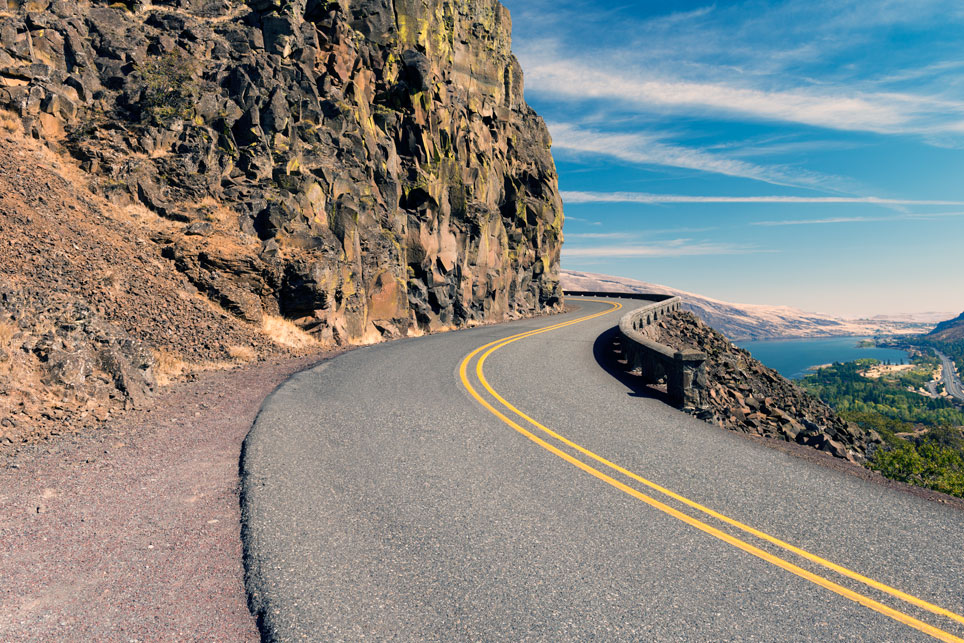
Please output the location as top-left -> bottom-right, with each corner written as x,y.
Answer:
734,336 -> 910,380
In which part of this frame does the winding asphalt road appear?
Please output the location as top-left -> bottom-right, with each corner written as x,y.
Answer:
242,298 -> 964,641
935,350 -> 964,402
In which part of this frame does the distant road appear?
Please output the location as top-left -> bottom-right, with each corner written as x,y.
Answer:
242,298 -> 964,641
935,350 -> 964,401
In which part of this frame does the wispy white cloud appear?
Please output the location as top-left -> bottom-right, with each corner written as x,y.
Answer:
754,211 -> 964,226
906,211 -> 964,219
513,0 -> 964,145
550,124 -> 835,188
562,215 -> 602,225
868,59 -> 964,88
561,191 -> 964,206
564,232 -> 632,239
526,58 -> 964,136
562,240 -> 768,258
753,216 -> 890,226
709,137 -> 863,158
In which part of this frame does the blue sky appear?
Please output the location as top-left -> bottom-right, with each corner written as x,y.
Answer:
499,0 -> 964,317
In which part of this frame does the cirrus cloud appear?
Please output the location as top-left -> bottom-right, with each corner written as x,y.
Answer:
560,191 -> 964,206
562,240 -> 769,258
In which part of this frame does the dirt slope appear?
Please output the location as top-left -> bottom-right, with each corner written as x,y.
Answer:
0,130 -> 305,446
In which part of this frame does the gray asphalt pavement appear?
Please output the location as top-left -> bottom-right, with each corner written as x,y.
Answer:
241,298 -> 964,641
935,350 -> 964,401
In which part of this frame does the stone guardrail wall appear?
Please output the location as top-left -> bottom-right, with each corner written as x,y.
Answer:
564,291 -> 707,408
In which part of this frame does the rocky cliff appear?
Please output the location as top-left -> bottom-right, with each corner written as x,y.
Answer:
0,0 -> 563,446
0,0 -> 563,345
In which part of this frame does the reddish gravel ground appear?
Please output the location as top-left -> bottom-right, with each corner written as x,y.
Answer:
0,351 -> 338,642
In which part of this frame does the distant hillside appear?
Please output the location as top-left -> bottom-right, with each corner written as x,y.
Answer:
561,270 -> 934,340
928,312 -> 964,342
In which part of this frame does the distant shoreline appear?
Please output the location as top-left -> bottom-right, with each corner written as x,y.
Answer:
736,335 -> 911,380
806,363 -> 833,372
733,333 -> 879,344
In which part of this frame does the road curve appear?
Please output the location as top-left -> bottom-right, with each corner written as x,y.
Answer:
241,298 -> 964,641
935,350 -> 964,402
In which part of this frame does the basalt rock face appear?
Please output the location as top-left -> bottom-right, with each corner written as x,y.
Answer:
0,0 -> 564,344
647,312 -> 879,462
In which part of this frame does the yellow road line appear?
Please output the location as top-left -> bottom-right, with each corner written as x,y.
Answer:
459,299 -> 964,643
476,317 -> 964,630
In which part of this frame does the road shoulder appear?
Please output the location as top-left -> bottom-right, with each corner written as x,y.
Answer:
0,352 -> 336,641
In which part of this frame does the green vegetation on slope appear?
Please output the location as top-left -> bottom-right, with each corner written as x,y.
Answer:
904,311 -> 964,374
869,429 -> 964,498
800,358 -> 964,498
930,339 -> 964,375
801,359 -> 964,428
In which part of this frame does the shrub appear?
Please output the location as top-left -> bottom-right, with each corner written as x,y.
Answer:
137,51 -> 199,126
869,440 -> 964,498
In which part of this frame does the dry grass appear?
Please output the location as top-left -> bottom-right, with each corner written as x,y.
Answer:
123,202 -> 156,220
0,321 -> 17,354
153,349 -> 186,386
226,344 -> 256,362
0,109 -> 22,134
181,196 -> 238,225
262,315 -> 320,350
194,196 -> 221,209
19,128 -> 101,194
139,2 -> 247,23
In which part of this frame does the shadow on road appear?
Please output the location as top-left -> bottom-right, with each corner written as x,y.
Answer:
591,325 -> 672,405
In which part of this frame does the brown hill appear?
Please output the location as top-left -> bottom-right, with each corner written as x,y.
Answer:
927,312 -> 964,342
562,269 -> 935,340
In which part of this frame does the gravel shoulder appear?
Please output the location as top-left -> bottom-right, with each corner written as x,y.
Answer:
0,351 -> 338,642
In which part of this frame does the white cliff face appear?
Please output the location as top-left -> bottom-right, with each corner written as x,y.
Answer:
561,270 -> 934,340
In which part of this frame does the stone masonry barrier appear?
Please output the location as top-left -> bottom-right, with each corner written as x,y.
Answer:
564,291 -> 707,408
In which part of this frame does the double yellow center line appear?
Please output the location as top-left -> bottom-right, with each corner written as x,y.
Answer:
458,299 -> 964,642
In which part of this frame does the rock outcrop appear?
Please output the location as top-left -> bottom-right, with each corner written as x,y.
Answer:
0,135 -> 283,445
0,0 -> 564,346
0,285 -> 156,431
641,311 -> 879,462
